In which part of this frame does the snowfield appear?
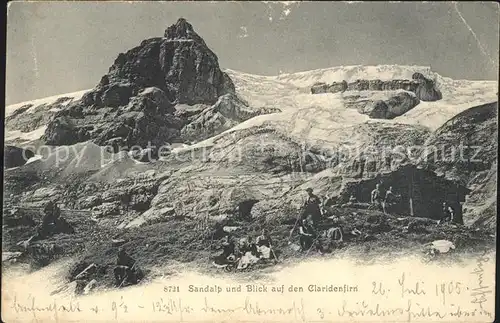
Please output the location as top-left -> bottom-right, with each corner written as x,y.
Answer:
5,89 -> 90,118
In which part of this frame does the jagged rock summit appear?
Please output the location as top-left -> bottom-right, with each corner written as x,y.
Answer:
41,18 -> 264,149
87,17 -> 234,107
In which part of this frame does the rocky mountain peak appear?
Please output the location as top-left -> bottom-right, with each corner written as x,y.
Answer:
164,18 -> 203,43
41,18 -> 261,149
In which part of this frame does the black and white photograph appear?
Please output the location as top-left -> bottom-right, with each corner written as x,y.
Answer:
2,1 -> 498,321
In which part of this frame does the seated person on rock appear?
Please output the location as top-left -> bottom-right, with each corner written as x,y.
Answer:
256,229 -> 275,260
114,247 -> 138,286
40,200 -> 61,235
256,229 -> 272,248
238,237 -> 259,258
213,235 -> 236,265
26,201 -> 71,245
246,236 -> 261,258
236,237 -> 262,270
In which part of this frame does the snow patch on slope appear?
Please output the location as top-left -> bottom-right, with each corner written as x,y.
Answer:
4,126 -> 48,142
5,89 -> 90,118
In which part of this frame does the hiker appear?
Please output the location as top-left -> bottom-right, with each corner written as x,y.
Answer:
382,186 -> 397,214
370,184 -> 383,211
439,202 -> 454,224
452,203 -> 464,225
114,249 -> 137,286
302,188 -> 322,223
40,201 -> 61,236
298,215 -> 317,252
28,201 -> 62,243
114,248 -> 138,286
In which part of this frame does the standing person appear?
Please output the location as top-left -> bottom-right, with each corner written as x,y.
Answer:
439,202 -> 454,224
371,184 -> 383,211
383,186 -> 397,214
298,215 -> 317,252
302,188 -> 322,224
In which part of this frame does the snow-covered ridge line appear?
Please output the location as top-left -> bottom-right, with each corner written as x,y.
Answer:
5,89 -> 91,118
227,64 -> 497,89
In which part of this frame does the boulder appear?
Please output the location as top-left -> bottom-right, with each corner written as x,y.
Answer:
363,92 -> 420,119
412,73 -> 442,101
311,82 -> 329,94
43,116 -> 80,146
329,81 -> 348,93
366,100 -> 389,119
384,91 -> 420,118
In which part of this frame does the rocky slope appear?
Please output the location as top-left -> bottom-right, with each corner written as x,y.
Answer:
418,102 -> 498,228
311,72 -> 441,120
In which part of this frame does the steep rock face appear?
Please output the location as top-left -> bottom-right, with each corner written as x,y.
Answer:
4,146 -> 35,169
162,19 -> 235,104
412,72 -> 442,101
345,91 -> 420,119
419,102 -> 498,226
84,18 -> 234,108
311,79 -> 420,94
42,18 -> 252,149
311,73 -> 442,105
180,93 -> 280,142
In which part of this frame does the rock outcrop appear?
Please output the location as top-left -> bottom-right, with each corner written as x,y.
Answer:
419,102 -> 498,227
311,73 -> 442,103
311,79 -> 420,94
42,18 -> 267,149
344,91 -> 420,119
412,72 -> 442,101
4,146 -> 35,169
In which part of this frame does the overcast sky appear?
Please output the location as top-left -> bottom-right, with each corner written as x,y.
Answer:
6,1 -> 499,105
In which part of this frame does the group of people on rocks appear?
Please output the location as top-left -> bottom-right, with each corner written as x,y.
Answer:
295,183 -> 464,253
14,200 -> 141,288
213,229 -> 276,270
16,180 -> 464,284
296,188 -> 344,253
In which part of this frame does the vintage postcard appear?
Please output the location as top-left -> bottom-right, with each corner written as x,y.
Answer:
2,1 -> 498,322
